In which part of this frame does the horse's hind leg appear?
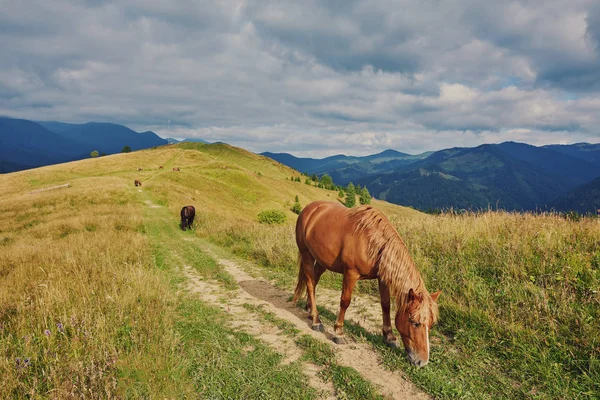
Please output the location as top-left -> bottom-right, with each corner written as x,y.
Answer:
300,252 -> 324,332
306,262 -> 326,316
378,278 -> 398,348
333,270 -> 359,344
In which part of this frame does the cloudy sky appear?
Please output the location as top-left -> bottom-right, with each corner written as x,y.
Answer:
2,0 -> 600,157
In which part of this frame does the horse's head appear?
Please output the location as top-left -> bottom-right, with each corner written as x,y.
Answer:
395,288 -> 441,367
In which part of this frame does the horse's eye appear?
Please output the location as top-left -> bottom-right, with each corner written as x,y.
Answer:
411,321 -> 421,328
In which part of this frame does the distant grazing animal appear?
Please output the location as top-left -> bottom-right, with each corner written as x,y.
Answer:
293,201 -> 441,367
137,167 -> 143,171
134,179 -> 142,187
180,205 -> 195,231
173,167 -> 180,171
159,166 -> 164,169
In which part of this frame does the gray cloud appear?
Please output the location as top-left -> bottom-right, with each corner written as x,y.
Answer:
1,0 -> 600,157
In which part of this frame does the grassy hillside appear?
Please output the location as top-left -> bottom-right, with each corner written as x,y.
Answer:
0,142 -> 410,398
1,142 -> 599,399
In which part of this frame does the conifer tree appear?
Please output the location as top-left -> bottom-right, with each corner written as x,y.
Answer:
359,187 -> 372,205
345,183 -> 356,208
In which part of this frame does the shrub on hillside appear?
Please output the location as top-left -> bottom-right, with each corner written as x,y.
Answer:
291,195 -> 302,215
258,210 -> 287,225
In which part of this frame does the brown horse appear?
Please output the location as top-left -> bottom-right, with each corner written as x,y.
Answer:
173,167 -> 180,171
293,201 -> 441,367
180,205 -> 195,231
159,166 -> 164,169
134,179 -> 142,187
137,167 -> 143,171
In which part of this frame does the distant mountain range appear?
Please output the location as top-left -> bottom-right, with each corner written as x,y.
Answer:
0,117 -> 167,173
262,142 -> 600,214
261,149 -> 432,185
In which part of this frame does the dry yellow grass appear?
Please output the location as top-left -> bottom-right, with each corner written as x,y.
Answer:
0,166 -> 189,398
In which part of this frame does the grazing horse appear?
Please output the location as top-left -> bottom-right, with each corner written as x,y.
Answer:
159,166 -> 164,169
134,179 -> 142,187
180,205 -> 195,231
173,167 -> 180,171
137,167 -> 143,171
293,201 -> 441,367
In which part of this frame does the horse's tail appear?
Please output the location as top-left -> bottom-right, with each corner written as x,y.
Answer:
292,252 -> 307,302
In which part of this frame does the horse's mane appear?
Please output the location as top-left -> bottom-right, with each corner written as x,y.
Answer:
348,205 -> 438,324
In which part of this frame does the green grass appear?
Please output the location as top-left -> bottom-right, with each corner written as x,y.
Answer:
145,202 -> 237,289
246,303 -> 384,400
177,300 -> 315,400
242,304 -> 300,336
141,192 -> 316,399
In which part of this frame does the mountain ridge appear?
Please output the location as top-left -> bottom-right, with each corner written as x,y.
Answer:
263,141 -> 600,213
1,117 -> 167,173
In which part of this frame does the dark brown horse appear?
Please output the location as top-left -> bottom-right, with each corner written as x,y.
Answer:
180,205 -> 195,231
293,201 -> 441,367
134,179 -> 142,187
159,165 -> 164,169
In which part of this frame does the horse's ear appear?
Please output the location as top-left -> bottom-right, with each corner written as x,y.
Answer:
408,288 -> 417,303
430,290 -> 442,303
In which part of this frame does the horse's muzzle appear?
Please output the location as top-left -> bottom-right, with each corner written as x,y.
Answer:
407,352 -> 428,368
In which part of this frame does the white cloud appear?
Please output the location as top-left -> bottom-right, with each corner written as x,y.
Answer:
1,0 -> 600,157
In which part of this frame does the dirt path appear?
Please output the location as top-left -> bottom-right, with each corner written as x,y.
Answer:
186,244 -> 430,400
140,195 -> 429,399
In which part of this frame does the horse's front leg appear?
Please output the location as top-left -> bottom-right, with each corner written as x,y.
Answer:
378,278 -> 398,348
333,271 -> 359,344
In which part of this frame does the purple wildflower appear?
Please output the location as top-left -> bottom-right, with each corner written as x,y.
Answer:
57,323 -> 64,333
44,329 -> 51,336
15,357 -> 31,369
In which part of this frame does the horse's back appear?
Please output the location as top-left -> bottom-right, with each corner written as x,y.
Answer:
181,205 -> 195,218
296,201 -> 347,246
297,201 -> 372,275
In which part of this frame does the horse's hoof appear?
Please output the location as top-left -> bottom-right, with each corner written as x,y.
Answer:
311,323 -> 324,332
333,336 -> 348,345
385,340 -> 399,349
